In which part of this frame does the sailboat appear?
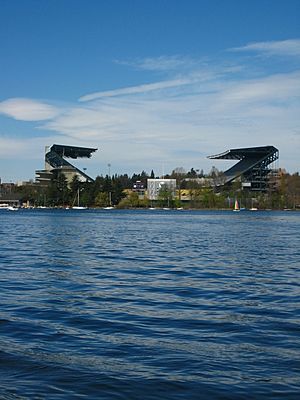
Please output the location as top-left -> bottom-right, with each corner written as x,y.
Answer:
72,188 -> 87,210
233,199 -> 240,212
250,198 -> 258,211
7,205 -> 19,211
103,192 -> 114,209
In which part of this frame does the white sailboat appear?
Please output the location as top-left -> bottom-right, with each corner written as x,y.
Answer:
7,206 -> 19,211
72,189 -> 87,210
103,192 -> 114,209
250,198 -> 258,211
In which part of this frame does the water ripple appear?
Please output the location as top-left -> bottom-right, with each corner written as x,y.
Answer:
0,209 -> 300,399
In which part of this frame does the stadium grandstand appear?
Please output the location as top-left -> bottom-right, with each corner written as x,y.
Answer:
36,144 -> 97,186
208,145 -> 279,191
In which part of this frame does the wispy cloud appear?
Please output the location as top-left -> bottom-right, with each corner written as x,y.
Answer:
216,71 -> 300,106
0,137 -> 29,157
1,39 -> 299,177
117,55 -> 199,72
0,98 -> 60,121
231,39 -> 300,57
79,78 -> 191,102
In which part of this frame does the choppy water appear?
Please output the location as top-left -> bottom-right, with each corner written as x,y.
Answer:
0,209 -> 300,399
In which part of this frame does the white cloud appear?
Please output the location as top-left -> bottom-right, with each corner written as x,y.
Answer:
117,55 -> 199,71
0,98 -> 60,121
41,66 -> 299,174
0,137 -> 28,157
1,39 -> 300,180
79,78 -> 191,102
216,71 -> 300,107
231,39 -> 300,57
0,135 -> 65,160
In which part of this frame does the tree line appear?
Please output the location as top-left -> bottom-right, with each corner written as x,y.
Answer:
5,167 -> 300,210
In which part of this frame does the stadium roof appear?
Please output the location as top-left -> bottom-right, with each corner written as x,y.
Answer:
208,146 -> 278,161
207,145 -> 279,189
50,144 -> 97,159
44,144 -> 98,182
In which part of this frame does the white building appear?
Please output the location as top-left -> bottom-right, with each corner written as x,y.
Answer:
147,179 -> 176,200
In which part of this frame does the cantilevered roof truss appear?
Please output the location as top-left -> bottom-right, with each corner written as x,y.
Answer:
208,145 -> 279,191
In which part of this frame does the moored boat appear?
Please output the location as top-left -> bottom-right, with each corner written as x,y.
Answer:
233,199 -> 240,212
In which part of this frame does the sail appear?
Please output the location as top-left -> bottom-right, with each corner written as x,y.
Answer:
233,199 -> 240,212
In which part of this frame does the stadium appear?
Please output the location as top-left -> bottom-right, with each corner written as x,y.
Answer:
208,146 -> 279,191
36,144 -> 98,186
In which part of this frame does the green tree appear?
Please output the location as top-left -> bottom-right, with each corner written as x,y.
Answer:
95,192 -> 110,207
117,192 -> 140,208
157,186 -> 174,208
70,175 -> 81,199
19,184 -> 40,206
111,178 -> 126,204
46,172 -> 69,206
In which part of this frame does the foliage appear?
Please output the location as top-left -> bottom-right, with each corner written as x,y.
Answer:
117,192 -> 147,208
157,186 -> 175,208
94,192 -> 110,207
9,168 -> 300,210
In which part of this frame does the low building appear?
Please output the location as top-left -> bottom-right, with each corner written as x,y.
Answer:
147,178 -> 176,200
132,180 -> 146,199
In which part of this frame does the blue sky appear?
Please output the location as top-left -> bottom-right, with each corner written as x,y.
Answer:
0,0 -> 299,182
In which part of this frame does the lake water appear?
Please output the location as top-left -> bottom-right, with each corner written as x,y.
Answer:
0,209 -> 300,399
